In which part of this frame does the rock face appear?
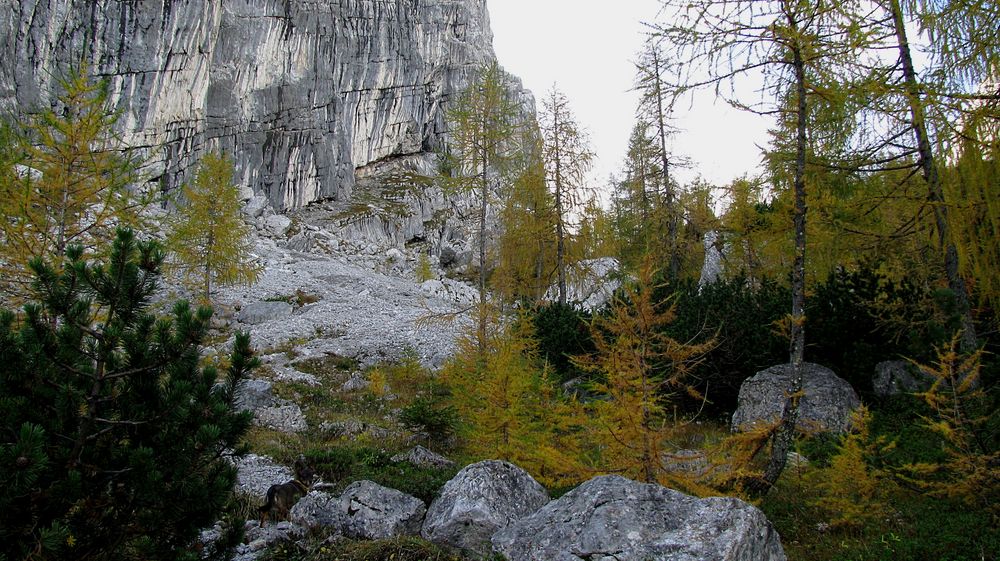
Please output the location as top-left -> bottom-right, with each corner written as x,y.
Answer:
873,360 -> 935,397
1,0 -> 528,215
732,363 -> 861,434
492,475 -> 787,561
422,460 -> 549,555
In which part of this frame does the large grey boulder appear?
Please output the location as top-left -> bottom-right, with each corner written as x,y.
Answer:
422,460 -> 549,555
253,403 -> 308,433
873,360 -> 935,397
492,475 -> 786,561
289,491 -> 343,529
340,480 -> 427,540
732,363 -> 860,434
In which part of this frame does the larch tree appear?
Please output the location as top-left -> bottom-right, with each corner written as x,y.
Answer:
850,0 -> 1000,352
0,67 -> 147,300
445,61 -> 523,347
441,314 -> 585,488
166,152 -> 260,301
635,38 -> 684,280
612,121 -> 667,269
655,0 -> 861,492
540,85 -> 594,306
493,127 -> 557,306
573,260 -> 712,486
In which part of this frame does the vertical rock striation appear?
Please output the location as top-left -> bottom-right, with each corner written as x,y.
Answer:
0,0 -> 526,216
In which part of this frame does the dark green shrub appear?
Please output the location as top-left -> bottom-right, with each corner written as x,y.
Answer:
529,302 -> 594,384
661,276 -> 789,413
264,535 -> 466,561
0,229 -> 256,561
399,396 -> 458,447
806,267 -> 944,395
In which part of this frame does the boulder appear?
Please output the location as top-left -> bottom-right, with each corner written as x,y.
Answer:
341,372 -> 370,392
254,404 -> 308,433
873,360 -> 935,397
233,454 -> 293,500
264,215 -> 293,237
235,379 -> 278,412
422,460 -> 549,555
391,445 -> 455,469
238,301 -> 294,325
340,480 -> 427,540
492,475 -> 786,561
732,363 -> 860,434
289,491 -> 342,529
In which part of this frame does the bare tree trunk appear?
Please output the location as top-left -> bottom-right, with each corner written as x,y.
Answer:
752,22 -> 808,495
889,0 -> 977,353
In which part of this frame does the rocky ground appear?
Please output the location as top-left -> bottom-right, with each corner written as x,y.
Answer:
194,200 -> 479,372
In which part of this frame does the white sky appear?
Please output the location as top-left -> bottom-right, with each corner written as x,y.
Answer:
487,0 -> 772,194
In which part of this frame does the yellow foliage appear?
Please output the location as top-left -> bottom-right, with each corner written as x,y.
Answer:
367,368 -> 388,397
0,66 -> 149,299
906,337 -> 999,516
809,407 -> 897,529
441,310 -> 587,488
574,259 -> 713,486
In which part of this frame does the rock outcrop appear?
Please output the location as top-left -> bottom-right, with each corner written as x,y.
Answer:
422,460 -> 549,555
732,363 -> 861,434
492,475 -> 787,561
1,0 -> 530,225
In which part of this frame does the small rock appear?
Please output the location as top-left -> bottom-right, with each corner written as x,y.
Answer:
254,404 -> 308,433
235,379 -> 278,412
284,231 -> 315,253
386,248 -> 405,263
233,454 -> 293,500
341,372 -> 370,392
290,491 -> 343,529
265,215 -> 293,236
391,445 -> 455,469
438,247 -> 457,268
661,449 -> 710,478
873,360 -> 935,397
244,195 -> 270,219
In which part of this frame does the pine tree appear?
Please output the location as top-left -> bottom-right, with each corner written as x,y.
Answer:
493,132 -> 557,306
167,152 -> 260,301
0,66 -> 148,300
0,228 -> 256,561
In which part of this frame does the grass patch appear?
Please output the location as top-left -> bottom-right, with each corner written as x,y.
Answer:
304,443 -> 459,504
263,534 -> 467,561
762,470 -> 998,561
293,353 -> 360,377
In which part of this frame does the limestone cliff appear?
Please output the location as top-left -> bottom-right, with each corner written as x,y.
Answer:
0,0 -> 525,218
